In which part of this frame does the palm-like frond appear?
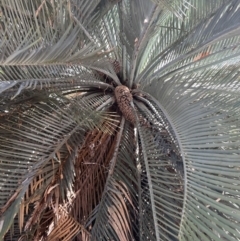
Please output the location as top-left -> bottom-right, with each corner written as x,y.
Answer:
145,79 -> 240,240
135,101 -> 184,240
0,93 -> 115,239
1,0 -> 240,240
90,118 -> 135,241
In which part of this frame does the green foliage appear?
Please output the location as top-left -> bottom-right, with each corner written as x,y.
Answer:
0,0 -> 240,240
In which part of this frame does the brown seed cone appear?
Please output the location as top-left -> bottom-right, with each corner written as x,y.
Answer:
115,85 -> 136,124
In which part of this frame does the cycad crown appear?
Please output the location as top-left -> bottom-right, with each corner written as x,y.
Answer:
0,0 -> 240,241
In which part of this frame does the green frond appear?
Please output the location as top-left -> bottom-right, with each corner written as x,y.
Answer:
0,74 -> 113,100
0,0 -> 119,100
137,0 -> 240,86
136,107 -> 184,241
150,0 -> 192,18
144,60 -> 240,239
0,0 -> 114,65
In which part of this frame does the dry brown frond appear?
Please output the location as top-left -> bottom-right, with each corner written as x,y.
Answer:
47,206 -> 90,241
71,119 -> 120,240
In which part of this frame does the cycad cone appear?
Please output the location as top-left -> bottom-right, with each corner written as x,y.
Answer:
114,85 -> 136,124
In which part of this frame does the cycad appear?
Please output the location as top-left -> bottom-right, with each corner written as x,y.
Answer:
0,0 -> 240,240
